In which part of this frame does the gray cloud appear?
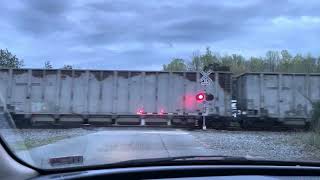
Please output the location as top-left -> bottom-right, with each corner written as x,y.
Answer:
4,0 -> 72,36
0,0 -> 320,69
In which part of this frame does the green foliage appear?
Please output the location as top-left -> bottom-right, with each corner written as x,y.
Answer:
188,47 -> 221,71
62,65 -> 73,69
0,49 -> 24,68
162,48 -> 320,74
248,57 -> 264,72
265,50 -> 280,72
163,58 -> 187,71
44,61 -> 53,69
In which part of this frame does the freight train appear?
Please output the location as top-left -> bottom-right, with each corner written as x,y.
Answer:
0,68 -> 319,129
234,72 -> 320,129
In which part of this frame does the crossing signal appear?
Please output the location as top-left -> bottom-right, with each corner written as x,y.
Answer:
206,93 -> 214,101
196,93 -> 205,101
196,93 -> 214,101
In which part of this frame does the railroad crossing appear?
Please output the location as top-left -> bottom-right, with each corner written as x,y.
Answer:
17,128 -> 211,168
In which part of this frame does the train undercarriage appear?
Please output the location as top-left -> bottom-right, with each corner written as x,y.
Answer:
7,113 -> 310,130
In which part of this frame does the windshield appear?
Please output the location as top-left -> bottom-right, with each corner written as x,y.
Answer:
1,0 -> 320,170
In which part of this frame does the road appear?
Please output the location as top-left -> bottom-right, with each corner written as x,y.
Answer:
17,128 -> 211,169
12,127 -> 320,169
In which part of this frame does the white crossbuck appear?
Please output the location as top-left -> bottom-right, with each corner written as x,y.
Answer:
200,70 -> 213,86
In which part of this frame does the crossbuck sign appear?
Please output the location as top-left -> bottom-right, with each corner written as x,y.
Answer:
200,70 -> 213,86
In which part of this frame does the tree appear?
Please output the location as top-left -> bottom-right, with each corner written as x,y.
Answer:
44,61 -> 53,69
304,53 -> 317,73
188,47 -> 221,71
281,50 -> 292,61
220,54 -> 233,67
317,57 -> 320,72
0,49 -> 24,68
162,58 -> 187,71
200,47 -> 219,68
265,50 -> 280,72
230,54 -> 246,74
292,54 -> 304,73
248,57 -> 264,72
188,51 -> 202,71
279,50 -> 292,72
162,47 -> 320,74
62,65 -> 73,69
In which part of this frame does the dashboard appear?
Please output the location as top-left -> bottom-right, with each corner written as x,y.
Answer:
32,165 -> 320,180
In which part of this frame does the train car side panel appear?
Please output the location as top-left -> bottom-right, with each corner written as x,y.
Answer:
236,73 -> 320,125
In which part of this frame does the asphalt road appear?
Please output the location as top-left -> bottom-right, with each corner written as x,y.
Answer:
17,129 -> 211,169
12,127 -> 320,169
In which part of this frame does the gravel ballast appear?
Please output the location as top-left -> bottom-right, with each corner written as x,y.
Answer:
189,129 -> 320,161
1,128 -> 97,151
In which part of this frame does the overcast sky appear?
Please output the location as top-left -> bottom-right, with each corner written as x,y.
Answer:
1,0 -> 320,70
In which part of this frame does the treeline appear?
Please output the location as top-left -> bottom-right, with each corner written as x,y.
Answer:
0,49 -> 24,68
3,48 -> 320,74
0,49 -> 73,69
163,47 -> 320,74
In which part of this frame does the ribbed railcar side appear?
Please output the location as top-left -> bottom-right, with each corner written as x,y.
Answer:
0,69 -> 233,127
235,72 -> 320,128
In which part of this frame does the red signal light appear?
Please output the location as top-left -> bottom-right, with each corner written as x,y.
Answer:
196,93 -> 205,101
137,109 -> 144,115
159,109 -> 165,115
